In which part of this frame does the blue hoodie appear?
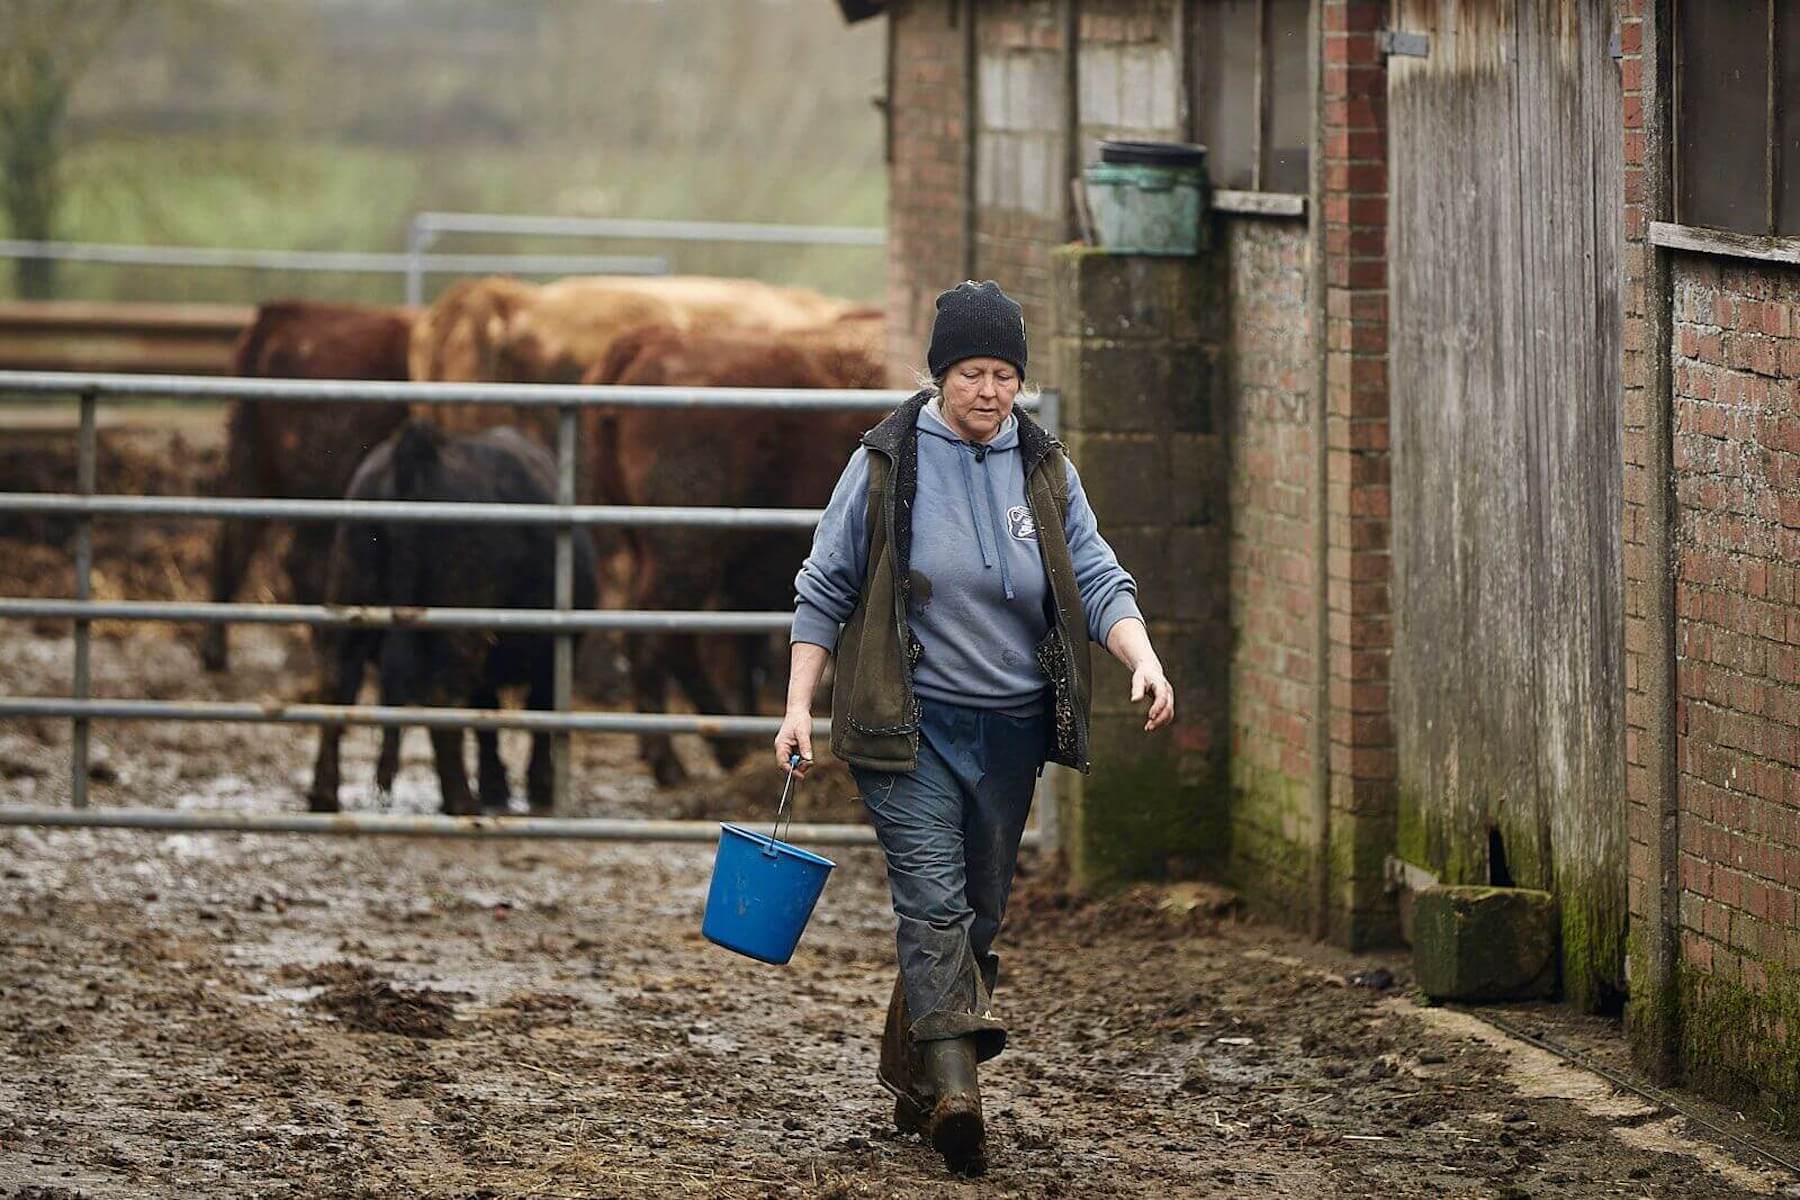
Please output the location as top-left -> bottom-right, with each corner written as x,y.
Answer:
791,400 -> 1142,713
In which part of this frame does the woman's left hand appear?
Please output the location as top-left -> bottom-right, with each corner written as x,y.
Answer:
1130,662 -> 1175,732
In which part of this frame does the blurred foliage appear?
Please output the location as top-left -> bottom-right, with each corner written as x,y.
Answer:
3,0 -> 888,304
1,1 -> 145,296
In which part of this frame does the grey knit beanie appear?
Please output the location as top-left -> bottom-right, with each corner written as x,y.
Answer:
926,280 -> 1027,381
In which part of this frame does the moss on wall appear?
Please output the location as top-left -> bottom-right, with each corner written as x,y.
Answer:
1066,744 -> 1225,891
1678,964 -> 1800,1133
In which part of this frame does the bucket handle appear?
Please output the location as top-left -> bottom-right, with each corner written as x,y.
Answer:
768,754 -> 803,854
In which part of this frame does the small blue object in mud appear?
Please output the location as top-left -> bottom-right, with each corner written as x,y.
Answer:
702,823 -> 836,965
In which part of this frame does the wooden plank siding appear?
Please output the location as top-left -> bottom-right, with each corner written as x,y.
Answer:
1387,0 -> 1625,1010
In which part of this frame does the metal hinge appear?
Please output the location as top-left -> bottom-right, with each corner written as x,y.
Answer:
1378,29 -> 1431,58
1608,27 -> 1622,60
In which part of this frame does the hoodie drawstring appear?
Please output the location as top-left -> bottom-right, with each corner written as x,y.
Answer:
960,442 -> 1016,601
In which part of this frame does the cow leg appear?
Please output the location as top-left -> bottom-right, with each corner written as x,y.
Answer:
474,684 -> 512,813
203,402 -> 268,674
202,517 -> 267,672
307,631 -> 371,812
666,635 -> 749,772
430,728 -> 477,816
281,525 -> 338,676
630,634 -> 687,788
524,670 -> 555,814
375,727 -> 403,798
730,632 -> 758,715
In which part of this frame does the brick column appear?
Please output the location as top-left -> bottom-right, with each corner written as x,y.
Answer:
886,0 -> 974,382
1319,0 -> 1395,948
1047,246 -> 1230,888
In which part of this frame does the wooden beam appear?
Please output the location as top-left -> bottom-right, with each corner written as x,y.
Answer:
1213,189 -> 1308,217
1648,220 -> 1800,266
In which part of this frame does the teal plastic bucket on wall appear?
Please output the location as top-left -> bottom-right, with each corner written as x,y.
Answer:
1083,140 -> 1210,256
702,823 -> 836,965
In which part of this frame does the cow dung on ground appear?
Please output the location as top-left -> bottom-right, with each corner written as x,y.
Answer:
299,961 -> 464,1039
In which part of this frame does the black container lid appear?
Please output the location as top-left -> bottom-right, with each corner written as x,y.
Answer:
1098,139 -> 1209,168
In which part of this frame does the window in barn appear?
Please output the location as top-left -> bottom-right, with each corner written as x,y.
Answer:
1190,0 -> 1310,194
1675,0 -> 1800,236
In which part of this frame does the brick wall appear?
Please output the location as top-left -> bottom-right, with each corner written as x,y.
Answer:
1320,0 -> 1395,947
887,0 -> 972,381
1221,216 -> 1320,920
1621,0 -> 1800,1126
1667,256 -> 1800,1117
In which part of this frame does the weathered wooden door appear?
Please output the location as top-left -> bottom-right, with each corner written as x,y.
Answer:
1387,0 -> 1624,1010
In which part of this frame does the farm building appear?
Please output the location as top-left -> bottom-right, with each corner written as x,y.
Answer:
847,0 -> 1800,1125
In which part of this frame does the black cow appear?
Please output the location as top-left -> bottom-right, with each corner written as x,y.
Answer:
307,421 -> 598,815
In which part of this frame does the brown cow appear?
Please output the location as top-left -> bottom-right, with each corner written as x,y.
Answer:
407,275 -> 861,442
202,301 -> 415,672
583,317 -> 885,784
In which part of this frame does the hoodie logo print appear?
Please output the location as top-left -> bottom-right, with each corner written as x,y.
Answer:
1007,505 -> 1037,542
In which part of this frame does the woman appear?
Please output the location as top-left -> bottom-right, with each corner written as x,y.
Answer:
773,280 -> 1174,1176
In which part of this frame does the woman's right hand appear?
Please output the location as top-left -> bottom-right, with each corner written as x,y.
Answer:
773,709 -> 814,777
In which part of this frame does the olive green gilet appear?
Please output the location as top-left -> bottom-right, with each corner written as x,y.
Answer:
829,391 -> 1092,774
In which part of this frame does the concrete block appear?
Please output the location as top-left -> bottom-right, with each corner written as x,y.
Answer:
1103,524 -> 1171,619
1066,711 -> 1223,889
1169,434 -> 1227,526
1164,526 -> 1230,621
1069,344 -> 1170,433
1051,246 -> 1192,341
1413,885 -> 1560,1001
1072,435 -> 1167,526
1167,346 -> 1223,434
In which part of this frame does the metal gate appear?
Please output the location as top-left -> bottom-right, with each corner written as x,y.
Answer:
0,369 -> 1060,848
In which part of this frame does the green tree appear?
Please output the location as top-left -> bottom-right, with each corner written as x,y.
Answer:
0,0 -> 141,297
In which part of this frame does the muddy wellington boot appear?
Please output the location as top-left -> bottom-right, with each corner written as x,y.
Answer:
922,1035 -> 986,1175
877,975 -> 933,1135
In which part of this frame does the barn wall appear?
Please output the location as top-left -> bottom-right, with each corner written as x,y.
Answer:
884,0 -> 1392,941
1075,0 -> 1185,158
1661,255 -> 1800,1124
1619,1 -> 1800,1126
1384,0 -> 1625,1004
887,0 -> 1187,376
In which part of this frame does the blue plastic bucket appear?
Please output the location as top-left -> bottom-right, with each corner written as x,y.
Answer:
702,822 -> 836,965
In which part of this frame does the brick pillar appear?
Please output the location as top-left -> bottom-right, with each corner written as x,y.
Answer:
1320,0 -> 1396,948
885,0 -> 974,383
1046,246 -> 1230,889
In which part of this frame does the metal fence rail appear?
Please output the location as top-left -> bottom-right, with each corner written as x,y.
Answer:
0,368 -> 1059,850
1,493 -> 823,529
0,698 -> 797,736
404,211 -> 885,305
0,807 -> 931,846
0,369 -> 917,409
0,599 -> 793,634
0,237 -> 668,287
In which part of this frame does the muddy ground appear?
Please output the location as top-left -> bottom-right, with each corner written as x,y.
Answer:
6,417 -> 1800,1198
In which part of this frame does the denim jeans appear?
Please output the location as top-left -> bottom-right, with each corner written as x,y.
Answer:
853,697 -> 1047,1059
